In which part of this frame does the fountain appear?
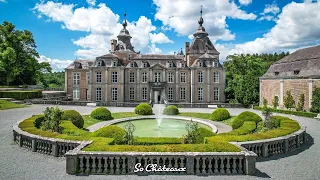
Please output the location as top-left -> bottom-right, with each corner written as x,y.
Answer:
155,104 -> 166,128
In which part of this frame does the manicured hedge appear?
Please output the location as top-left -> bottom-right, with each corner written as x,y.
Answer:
90,107 -> 113,121
196,127 -> 216,143
134,137 -> 182,145
0,90 -> 42,100
210,108 -> 231,121
62,110 -> 84,129
232,111 -> 262,129
163,105 -> 179,115
223,121 -> 256,136
135,103 -> 153,115
90,125 -> 125,144
60,121 -> 89,136
253,106 -> 318,118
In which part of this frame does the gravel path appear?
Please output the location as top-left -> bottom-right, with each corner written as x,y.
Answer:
0,105 -> 319,180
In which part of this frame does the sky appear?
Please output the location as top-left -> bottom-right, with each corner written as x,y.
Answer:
1,0 -> 320,71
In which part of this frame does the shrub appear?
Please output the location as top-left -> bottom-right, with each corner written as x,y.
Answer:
61,110 -> 84,129
33,116 -> 44,129
224,121 -> 256,135
253,106 -> 318,118
60,121 -> 88,136
296,94 -> 305,112
134,137 -> 182,145
232,111 -> 262,129
90,107 -> 113,121
163,105 -> 179,115
0,90 -> 42,100
196,127 -> 216,143
90,125 -> 125,144
41,107 -> 64,132
134,103 -> 153,115
311,88 -> 320,113
272,96 -> 279,109
284,90 -> 295,109
210,108 -> 231,121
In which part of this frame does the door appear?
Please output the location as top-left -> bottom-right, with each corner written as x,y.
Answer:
154,91 -> 159,104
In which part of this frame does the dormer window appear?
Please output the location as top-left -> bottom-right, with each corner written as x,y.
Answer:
98,61 -> 102,67
128,54 -> 131,60
143,62 -> 148,68
130,62 -> 134,68
199,62 -> 203,67
213,61 -> 218,67
275,72 -> 279,76
294,70 -> 300,75
181,63 -> 185,68
113,61 -> 117,67
169,62 -> 174,68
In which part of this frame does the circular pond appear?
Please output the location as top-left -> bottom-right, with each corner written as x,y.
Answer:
114,118 -> 213,138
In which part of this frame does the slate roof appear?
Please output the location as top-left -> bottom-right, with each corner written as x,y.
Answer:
65,60 -> 92,70
261,45 -> 320,79
133,54 -> 184,60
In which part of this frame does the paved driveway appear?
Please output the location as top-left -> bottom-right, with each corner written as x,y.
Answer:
0,105 -> 319,180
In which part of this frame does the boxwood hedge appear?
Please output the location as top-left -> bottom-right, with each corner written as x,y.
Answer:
232,111 -> 262,129
62,110 -> 84,129
0,90 -> 42,100
134,103 -> 153,115
163,105 -> 179,115
210,108 -> 231,121
90,107 -> 113,121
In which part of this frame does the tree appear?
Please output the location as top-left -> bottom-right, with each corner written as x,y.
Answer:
0,21 -> 51,85
284,91 -> 295,110
272,96 -> 279,109
296,94 -> 305,112
310,88 -> 320,113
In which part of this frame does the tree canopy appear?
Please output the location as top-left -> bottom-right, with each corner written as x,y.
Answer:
0,21 -> 51,85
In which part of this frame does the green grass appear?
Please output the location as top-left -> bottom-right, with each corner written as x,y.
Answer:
0,100 -> 26,110
178,112 -> 211,119
83,112 -> 138,128
112,112 -> 138,119
253,106 -> 318,118
222,121 -> 257,136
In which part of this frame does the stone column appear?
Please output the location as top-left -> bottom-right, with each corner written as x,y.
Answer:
105,69 -> 108,103
262,143 -> 268,158
207,68 -> 210,103
191,69 -> 194,105
176,70 -> 179,101
308,79 -> 313,110
53,141 -> 59,157
32,139 -> 37,152
284,139 -> 289,153
121,68 -> 125,102
186,156 -> 194,175
244,151 -> 257,175
280,79 -> 284,107
65,153 -> 78,175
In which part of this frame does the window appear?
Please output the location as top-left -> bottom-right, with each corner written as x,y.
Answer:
214,87 -> 219,101
96,72 -> 102,83
142,87 -> 147,100
180,72 -> 186,83
96,88 -> 102,102
181,63 -> 185,68
129,87 -> 134,100
198,72 -> 203,83
294,70 -> 300,75
73,89 -> 80,99
168,87 -> 173,100
113,61 -> 117,67
112,88 -> 118,101
275,72 -> 279,76
213,72 -> 220,83
143,62 -> 148,68
129,72 -> 135,83
198,87 -> 203,101
213,61 -> 218,67
142,72 -> 148,83
112,72 -> 118,83
199,62 -> 203,67
73,72 -> 80,85
130,62 -> 134,68
169,62 -> 174,68
180,87 -> 186,100
86,72 -> 91,84
98,61 -> 102,67
154,72 -> 161,82
128,54 -> 131,60
168,72 -> 174,83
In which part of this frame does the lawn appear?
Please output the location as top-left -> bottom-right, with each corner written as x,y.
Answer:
0,100 -> 26,110
83,112 -> 138,128
178,112 -> 235,126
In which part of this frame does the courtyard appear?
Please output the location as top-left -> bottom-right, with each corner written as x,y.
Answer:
0,104 -> 319,180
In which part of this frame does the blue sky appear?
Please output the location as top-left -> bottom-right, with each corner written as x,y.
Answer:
1,0 -> 320,71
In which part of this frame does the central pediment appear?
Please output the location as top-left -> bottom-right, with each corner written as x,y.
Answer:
150,63 -> 167,70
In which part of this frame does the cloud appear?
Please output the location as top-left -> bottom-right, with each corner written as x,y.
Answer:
86,0 -> 96,6
33,1 -> 172,58
149,32 -> 174,44
37,55 -> 74,72
153,0 -> 256,42
258,3 -> 280,21
239,0 -> 252,6
0,0 -> 6,2
230,1 -> 320,55
147,44 -> 162,54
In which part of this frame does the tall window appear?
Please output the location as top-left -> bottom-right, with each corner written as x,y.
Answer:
96,88 -> 102,102
96,72 -> 102,83
112,72 -> 118,83
169,62 -> 174,68
112,88 -> 118,101
154,72 -> 161,82
73,72 -> 80,85
86,72 -> 90,84
143,62 -> 148,68
214,87 -> 219,101
142,72 -> 148,83
180,72 -> 186,83
180,87 -> 186,100
129,72 -> 135,83
168,87 -> 173,100
73,89 -> 79,99
168,72 -> 174,83
129,87 -> 135,100
198,87 -> 203,101
198,72 -> 203,83
142,87 -> 147,100
213,72 -> 220,83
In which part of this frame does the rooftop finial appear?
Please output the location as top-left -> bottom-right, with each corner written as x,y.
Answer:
122,11 -> 127,29
198,5 -> 204,27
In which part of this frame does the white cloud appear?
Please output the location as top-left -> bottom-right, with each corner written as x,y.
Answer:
258,3 -> 280,22
153,0 -> 256,42
37,55 -> 74,72
230,1 -> 320,55
257,15 -> 276,22
147,44 -> 162,54
239,0 -> 252,6
149,32 -> 173,44
33,1 -> 172,58
0,0 -> 7,2
86,0 -> 96,6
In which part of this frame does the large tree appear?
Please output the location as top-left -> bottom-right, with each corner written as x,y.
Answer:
0,21 -> 51,85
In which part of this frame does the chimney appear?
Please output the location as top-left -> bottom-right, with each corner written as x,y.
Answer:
185,42 -> 190,62
110,39 -> 117,53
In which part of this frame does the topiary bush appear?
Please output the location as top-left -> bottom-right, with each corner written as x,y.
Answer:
210,108 -> 231,121
90,107 -> 113,121
163,105 -> 179,115
134,103 -> 153,115
232,111 -> 262,129
61,110 -> 84,129
196,127 -> 216,144
90,125 -> 125,144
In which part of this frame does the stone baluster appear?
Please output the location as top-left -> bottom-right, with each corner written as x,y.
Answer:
195,157 -> 200,175
110,157 -> 114,174
201,157 -> 206,174
214,158 -> 219,173
208,158 -> 213,174
296,135 -> 300,148
53,141 -> 58,157
85,156 -> 91,174
238,157 -> 243,174
262,143 -> 268,157
174,157 -> 178,168
32,139 -> 37,152
115,157 -> 120,174
103,157 -> 109,174
79,156 -> 84,173
92,157 -> 97,174
181,158 -> 185,174
232,158 -> 237,174
121,157 -> 126,174
226,157 -> 231,174
220,157 -> 225,174
284,139 -> 289,153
